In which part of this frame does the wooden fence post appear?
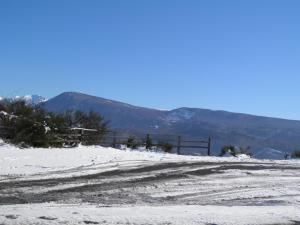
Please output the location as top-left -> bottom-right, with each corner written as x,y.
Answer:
79,129 -> 84,143
207,137 -> 211,156
146,134 -> 151,150
177,135 -> 181,155
112,131 -> 117,148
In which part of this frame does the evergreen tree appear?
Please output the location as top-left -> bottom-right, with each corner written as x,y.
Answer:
0,100 -> 108,147
125,136 -> 139,149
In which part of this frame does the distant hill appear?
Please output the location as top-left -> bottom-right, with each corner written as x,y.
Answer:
42,92 -> 300,156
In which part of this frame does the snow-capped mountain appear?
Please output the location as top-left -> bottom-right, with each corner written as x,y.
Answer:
14,95 -> 47,105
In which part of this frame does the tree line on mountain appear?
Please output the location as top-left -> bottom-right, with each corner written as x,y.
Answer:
0,99 -> 107,147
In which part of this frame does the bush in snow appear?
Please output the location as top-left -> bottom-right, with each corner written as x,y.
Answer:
220,145 -> 236,156
220,145 -> 252,157
292,150 -> 300,158
159,142 -> 173,153
125,136 -> 140,149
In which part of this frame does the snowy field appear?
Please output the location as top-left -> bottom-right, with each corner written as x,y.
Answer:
0,140 -> 300,225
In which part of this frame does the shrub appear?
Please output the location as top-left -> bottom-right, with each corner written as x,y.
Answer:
125,136 -> 139,149
220,145 -> 236,156
292,150 -> 300,158
159,142 -> 173,153
220,145 -> 252,157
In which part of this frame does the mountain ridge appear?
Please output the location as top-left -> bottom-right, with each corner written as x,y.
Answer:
52,92 -> 300,122
42,92 -> 300,156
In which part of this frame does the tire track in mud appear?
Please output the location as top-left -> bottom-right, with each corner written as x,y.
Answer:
0,161 -> 289,189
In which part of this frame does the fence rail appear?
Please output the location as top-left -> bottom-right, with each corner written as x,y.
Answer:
87,130 -> 211,155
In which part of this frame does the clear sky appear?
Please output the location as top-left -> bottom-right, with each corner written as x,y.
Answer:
1,0 -> 300,119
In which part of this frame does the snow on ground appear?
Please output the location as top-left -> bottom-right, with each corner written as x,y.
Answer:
0,141 -> 300,225
0,143 -> 278,179
1,203 -> 300,225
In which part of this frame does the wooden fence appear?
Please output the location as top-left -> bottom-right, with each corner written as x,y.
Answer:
0,126 -> 211,155
70,129 -> 212,156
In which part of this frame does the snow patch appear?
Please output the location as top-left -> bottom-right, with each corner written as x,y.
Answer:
237,154 -> 251,159
166,108 -> 195,123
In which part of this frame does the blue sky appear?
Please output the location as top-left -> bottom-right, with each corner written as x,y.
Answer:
1,0 -> 300,119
